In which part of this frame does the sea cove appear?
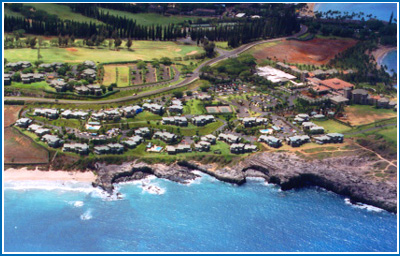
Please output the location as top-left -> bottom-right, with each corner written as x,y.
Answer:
4,175 -> 397,252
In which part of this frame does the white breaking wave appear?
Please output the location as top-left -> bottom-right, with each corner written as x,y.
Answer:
344,198 -> 384,212
141,184 -> 165,195
182,171 -> 204,186
80,209 -> 93,220
4,180 -> 122,201
117,175 -> 165,195
246,177 -> 265,182
73,201 -> 84,207
4,180 -> 99,193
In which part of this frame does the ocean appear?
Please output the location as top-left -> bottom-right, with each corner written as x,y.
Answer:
314,3 -> 397,22
315,3 -> 398,86
381,49 -> 398,76
4,174 -> 397,252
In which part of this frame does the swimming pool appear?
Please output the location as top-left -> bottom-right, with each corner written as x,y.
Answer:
259,129 -> 273,134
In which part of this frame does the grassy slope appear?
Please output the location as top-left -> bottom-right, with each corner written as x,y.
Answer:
9,81 -> 56,92
183,99 -> 206,115
21,3 -> 102,24
98,8 -> 200,26
5,41 -> 203,63
243,41 -> 281,55
4,7 -> 25,18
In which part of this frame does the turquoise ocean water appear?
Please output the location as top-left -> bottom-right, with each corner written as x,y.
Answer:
314,3 -> 397,22
4,174 -> 397,252
316,3 -> 398,86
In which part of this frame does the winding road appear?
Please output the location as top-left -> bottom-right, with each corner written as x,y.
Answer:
5,25 -> 308,105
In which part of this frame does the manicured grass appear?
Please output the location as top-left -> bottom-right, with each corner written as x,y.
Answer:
210,141 -> 232,155
103,65 -> 117,86
313,119 -> 352,134
5,41 -> 203,64
132,111 -> 163,121
21,3 -> 103,24
106,119 -> 224,137
98,8 -> 200,26
183,99 -> 206,115
116,66 -> 130,87
124,140 -> 236,160
50,119 -> 83,129
26,114 -> 83,129
223,92 -> 256,101
10,81 -> 56,92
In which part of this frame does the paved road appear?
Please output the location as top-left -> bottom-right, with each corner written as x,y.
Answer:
5,25 -> 308,105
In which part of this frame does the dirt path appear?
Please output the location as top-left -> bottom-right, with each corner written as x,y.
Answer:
356,143 -> 397,169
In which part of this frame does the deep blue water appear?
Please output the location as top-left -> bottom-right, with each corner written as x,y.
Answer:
381,50 -> 398,76
4,174 -> 397,252
314,3 -> 397,22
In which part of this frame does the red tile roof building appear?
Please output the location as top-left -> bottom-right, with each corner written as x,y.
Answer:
320,78 -> 355,91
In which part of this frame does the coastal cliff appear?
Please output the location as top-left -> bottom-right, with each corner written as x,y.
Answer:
92,152 -> 397,213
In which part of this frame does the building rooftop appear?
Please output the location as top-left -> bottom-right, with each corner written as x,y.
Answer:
320,78 -> 354,91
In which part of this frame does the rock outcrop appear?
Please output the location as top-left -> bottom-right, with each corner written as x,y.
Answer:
92,152 -> 397,213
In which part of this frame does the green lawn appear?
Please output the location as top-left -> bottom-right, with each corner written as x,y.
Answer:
98,8 -> 200,26
105,119 -> 224,136
132,111 -> 163,121
21,3 -> 103,24
50,119 -> 83,129
26,113 -> 83,129
10,81 -> 56,92
183,99 -> 206,115
5,41 -> 204,64
313,119 -> 352,134
116,66 -> 130,87
103,65 -> 117,86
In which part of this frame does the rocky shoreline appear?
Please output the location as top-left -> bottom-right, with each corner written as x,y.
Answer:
92,152 -> 397,213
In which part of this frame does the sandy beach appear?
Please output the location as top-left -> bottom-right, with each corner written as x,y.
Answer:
371,45 -> 397,67
4,168 -> 96,182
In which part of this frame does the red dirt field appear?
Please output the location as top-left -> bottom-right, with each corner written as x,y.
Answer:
4,105 -> 23,127
253,38 -> 357,65
4,105 -> 49,164
66,48 -> 78,52
5,128 -> 49,164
